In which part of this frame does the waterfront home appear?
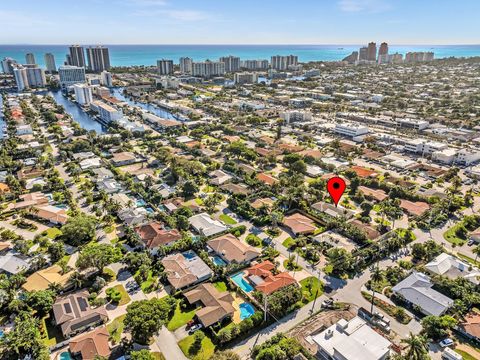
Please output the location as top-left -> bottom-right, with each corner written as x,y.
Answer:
392,272 -> 454,316
282,213 -> 317,236
134,221 -> 182,253
312,317 -> 392,360
189,212 -> 228,237
207,233 -> 260,264
245,261 -> 297,295
161,250 -> 213,290
184,283 -> 235,327
53,290 -> 108,337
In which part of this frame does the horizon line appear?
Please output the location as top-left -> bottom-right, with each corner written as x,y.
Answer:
1,43 -> 480,47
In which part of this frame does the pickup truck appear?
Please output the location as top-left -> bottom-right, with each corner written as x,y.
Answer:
358,307 -> 391,333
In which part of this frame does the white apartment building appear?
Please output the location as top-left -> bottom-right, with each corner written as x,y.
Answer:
281,110 -> 312,123
241,59 -> 269,70
73,84 -> 93,105
157,59 -> 174,75
13,67 -> 28,91
13,65 -> 46,91
271,55 -> 298,71
100,70 -> 113,87
192,61 -> 225,78
234,72 -> 258,85
156,76 -> 179,89
334,123 -> 369,138
219,55 -> 240,72
90,101 -> 122,123
58,65 -> 86,88
179,57 -> 193,74
44,53 -> 56,72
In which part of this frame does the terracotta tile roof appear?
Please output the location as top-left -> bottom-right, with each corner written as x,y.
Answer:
69,327 -> 110,360
207,234 -> 260,263
251,198 -> 274,210
400,199 -> 430,217
299,149 -> 323,159
257,173 -> 278,186
283,213 -> 317,235
0,183 -> 10,193
459,313 -> 480,340
184,283 -> 235,327
135,221 -> 182,249
278,143 -> 304,153
246,261 -> 297,295
349,166 -> 379,178
33,205 -> 68,224
358,186 -> 388,202
224,135 -> 240,143
350,220 -> 380,240
161,251 -> 212,290
321,173 -> 351,186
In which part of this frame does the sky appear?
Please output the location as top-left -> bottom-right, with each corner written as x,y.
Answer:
1,0 -> 479,45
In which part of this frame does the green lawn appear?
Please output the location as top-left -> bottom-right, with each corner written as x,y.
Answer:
455,349 -> 478,360
46,227 -> 62,239
107,284 -> 131,306
194,198 -> 204,206
107,314 -> 126,343
167,301 -> 197,331
444,223 -> 468,246
213,281 -> 227,292
152,353 -> 166,360
282,237 -> 295,249
178,331 -> 215,360
219,214 -> 237,225
457,253 -> 480,267
40,315 -> 64,346
135,269 -> 156,293
300,277 -> 324,302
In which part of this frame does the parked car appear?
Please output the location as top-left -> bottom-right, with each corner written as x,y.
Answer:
467,239 -> 475,246
188,324 -> 203,334
321,298 -> 334,309
439,338 -> 454,348
442,347 -> 463,360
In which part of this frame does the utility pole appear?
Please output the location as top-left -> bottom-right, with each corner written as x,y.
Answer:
310,269 -> 322,313
263,294 -> 268,322
293,251 -> 300,279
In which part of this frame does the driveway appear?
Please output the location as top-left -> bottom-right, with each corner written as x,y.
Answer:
154,326 -> 188,360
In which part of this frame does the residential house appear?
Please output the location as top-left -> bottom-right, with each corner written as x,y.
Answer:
245,261 -> 297,295
161,250 -> 213,290
135,221 -> 182,253
118,207 -> 148,227
53,290 -> 108,337
91,167 -> 114,181
22,264 -> 73,291
68,327 -> 111,360
0,253 -> 29,275
251,198 -> 274,210
358,186 -> 388,202
256,173 -> 278,186
312,317 -> 392,360
283,213 -> 317,236
392,272 -> 454,316
207,234 -> 260,264
220,183 -> 251,195
31,205 -> 68,225
110,151 -> 139,166
311,201 -> 355,219
13,192 -> 49,210
425,253 -> 480,285
184,283 -> 235,327
457,313 -> 480,342
399,199 -> 430,217
96,178 -> 122,194
189,212 -> 228,237
79,157 -> 102,170
208,170 -> 232,186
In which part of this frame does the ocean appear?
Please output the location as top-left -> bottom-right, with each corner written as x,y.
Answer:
1,44 -> 480,68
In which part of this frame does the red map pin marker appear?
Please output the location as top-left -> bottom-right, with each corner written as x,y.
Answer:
327,176 -> 346,207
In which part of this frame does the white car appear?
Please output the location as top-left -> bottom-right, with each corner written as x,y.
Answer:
439,338 -> 454,348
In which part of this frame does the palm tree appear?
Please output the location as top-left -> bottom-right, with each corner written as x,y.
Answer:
401,333 -> 429,360
369,264 -> 384,314
474,244 -> 480,263
69,271 -> 85,290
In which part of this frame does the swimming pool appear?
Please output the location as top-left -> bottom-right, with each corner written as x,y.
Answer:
59,352 -> 72,360
212,256 -> 227,266
136,198 -> 147,207
230,272 -> 254,293
239,302 -> 255,320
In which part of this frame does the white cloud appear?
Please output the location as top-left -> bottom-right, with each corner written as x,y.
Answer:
338,0 -> 391,13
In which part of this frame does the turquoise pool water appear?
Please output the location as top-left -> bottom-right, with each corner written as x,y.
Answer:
212,256 -> 227,266
230,272 -> 254,293
59,352 -> 72,360
239,302 -> 255,320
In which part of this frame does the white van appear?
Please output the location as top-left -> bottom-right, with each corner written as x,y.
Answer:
442,347 -> 463,360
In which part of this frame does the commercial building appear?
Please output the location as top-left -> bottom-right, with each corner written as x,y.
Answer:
100,70 -> 113,87
367,42 -> 377,61
73,83 -> 93,105
281,110 -> 312,123
242,59 -> 269,70
234,72 -> 258,85
312,317 -> 392,360
157,59 -> 174,75
404,139 -> 447,155
192,60 -> 225,78
179,57 -> 193,74
334,123 -> 369,138
25,53 -> 35,65
58,65 -> 86,88
156,76 -> 179,89
68,45 -> 86,68
44,53 -> 56,72
396,118 -> 429,130
86,46 -> 110,72
378,42 -> 388,58
271,55 -> 298,70
219,55 -> 241,72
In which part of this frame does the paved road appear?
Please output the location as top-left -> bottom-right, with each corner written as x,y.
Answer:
155,326 -> 188,360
